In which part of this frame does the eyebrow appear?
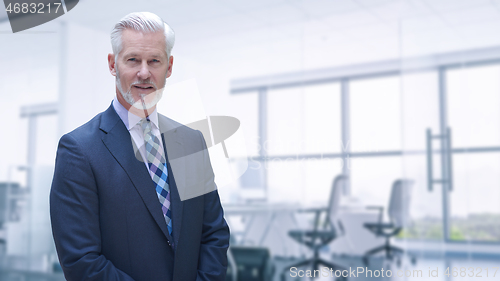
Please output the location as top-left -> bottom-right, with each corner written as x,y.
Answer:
124,53 -> 164,58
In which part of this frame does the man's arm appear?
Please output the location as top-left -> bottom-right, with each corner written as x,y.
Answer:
196,131 -> 230,281
50,133 -> 135,281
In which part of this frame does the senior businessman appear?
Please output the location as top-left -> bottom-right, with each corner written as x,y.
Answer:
50,12 -> 230,281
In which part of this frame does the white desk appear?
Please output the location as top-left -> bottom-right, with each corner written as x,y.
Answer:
224,203 -> 299,251
223,203 -> 386,257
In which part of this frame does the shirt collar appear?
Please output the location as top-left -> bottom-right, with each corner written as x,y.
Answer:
112,95 -> 160,131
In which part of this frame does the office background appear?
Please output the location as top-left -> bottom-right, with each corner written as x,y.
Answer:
1,0 -> 500,280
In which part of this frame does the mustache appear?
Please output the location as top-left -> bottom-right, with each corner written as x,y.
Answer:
130,80 -> 158,89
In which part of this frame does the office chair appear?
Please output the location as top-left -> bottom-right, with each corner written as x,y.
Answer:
226,246 -> 274,281
362,179 -> 415,266
226,246 -> 238,281
280,175 -> 348,281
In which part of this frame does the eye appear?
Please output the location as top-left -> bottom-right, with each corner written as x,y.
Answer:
151,59 -> 160,63
128,58 -> 136,61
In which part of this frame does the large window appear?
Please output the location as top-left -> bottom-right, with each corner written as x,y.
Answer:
228,92 -> 259,157
232,53 -> 500,244
267,83 -> 341,156
267,158 -> 343,205
350,157 -> 402,206
447,65 -> 500,241
266,83 -> 342,205
447,65 -> 500,148
350,76 -> 401,152
399,71 -> 443,240
451,153 -> 500,241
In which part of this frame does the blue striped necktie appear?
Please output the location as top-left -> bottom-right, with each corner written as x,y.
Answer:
140,118 -> 172,235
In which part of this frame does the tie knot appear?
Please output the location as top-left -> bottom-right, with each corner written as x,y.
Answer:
140,117 -> 151,129
140,118 -> 153,136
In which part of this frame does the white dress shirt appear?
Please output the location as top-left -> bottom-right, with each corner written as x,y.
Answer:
112,96 -> 166,174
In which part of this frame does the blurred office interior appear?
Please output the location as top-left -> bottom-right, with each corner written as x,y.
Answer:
1,0 -> 500,280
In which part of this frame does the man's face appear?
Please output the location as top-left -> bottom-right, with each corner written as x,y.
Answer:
108,29 -> 173,112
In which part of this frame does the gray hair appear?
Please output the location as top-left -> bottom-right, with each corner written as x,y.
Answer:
110,12 -> 175,59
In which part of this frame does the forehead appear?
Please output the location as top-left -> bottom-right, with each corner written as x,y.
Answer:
120,29 -> 167,57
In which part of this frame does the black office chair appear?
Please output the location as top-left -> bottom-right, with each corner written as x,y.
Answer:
362,179 -> 415,266
226,246 -> 274,281
280,175 -> 348,281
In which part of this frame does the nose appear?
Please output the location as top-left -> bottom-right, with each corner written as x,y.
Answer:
137,61 -> 151,80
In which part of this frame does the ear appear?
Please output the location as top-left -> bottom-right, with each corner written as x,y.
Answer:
108,53 -> 116,76
166,56 -> 174,78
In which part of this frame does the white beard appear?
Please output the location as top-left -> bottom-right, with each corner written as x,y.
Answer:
116,68 -> 166,110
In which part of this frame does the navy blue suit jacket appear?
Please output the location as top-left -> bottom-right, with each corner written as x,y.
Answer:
50,104 -> 230,281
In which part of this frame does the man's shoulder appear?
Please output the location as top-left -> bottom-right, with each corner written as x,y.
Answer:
60,110 -> 109,145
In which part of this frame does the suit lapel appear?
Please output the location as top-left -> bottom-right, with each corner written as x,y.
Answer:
158,114 -> 186,250
158,114 -> 191,281
100,105 -> 173,242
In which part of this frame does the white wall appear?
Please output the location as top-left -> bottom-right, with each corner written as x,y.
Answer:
58,22 -> 115,137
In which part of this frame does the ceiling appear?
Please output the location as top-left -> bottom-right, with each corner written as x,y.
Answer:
3,0 -> 500,73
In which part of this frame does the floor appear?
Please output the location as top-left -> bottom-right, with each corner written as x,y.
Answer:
274,253 -> 500,281
1,253 -> 500,281
0,270 -> 65,281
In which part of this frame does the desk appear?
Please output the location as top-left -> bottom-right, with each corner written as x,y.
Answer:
223,203 -> 386,257
224,203 -> 299,256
